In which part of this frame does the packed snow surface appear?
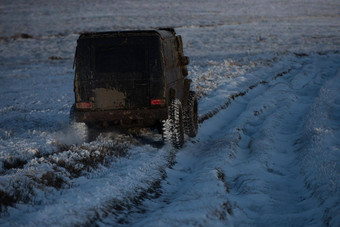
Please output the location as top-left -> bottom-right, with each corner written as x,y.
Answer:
1,0 -> 340,226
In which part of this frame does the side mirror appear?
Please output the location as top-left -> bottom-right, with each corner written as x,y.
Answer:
180,56 -> 190,65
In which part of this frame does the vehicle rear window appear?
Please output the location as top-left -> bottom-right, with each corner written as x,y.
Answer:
95,45 -> 146,73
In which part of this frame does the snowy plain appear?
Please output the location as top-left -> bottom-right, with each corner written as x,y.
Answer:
0,0 -> 340,226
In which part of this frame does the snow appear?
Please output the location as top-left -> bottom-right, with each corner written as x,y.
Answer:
1,0 -> 340,226
121,53 -> 340,227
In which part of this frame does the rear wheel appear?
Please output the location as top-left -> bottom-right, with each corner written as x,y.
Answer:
85,123 -> 102,142
163,99 -> 184,149
184,91 -> 198,137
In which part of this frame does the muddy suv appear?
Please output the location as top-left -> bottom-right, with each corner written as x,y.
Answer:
70,28 -> 198,148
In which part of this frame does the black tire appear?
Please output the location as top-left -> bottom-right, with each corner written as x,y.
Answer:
184,91 -> 198,137
69,104 -> 75,124
163,99 -> 185,149
86,123 -> 99,142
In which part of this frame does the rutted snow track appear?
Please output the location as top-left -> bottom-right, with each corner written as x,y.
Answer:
94,53 -> 340,226
1,52 -> 340,226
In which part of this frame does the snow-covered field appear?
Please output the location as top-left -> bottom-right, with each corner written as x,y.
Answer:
1,0 -> 340,226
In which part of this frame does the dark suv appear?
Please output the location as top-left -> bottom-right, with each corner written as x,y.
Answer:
71,28 -> 198,148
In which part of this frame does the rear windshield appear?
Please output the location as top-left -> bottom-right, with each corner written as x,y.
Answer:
95,45 -> 146,73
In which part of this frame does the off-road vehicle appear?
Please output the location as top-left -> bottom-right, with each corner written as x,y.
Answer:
70,28 -> 198,148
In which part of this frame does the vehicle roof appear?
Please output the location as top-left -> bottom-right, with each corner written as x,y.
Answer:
78,28 -> 176,40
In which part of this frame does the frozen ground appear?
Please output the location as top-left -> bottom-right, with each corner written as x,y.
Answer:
0,0 -> 340,226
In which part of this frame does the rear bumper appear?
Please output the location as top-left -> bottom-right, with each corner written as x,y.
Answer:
75,108 -> 168,124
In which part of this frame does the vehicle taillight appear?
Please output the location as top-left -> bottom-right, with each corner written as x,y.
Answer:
76,102 -> 92,109
151,99 -> 165,106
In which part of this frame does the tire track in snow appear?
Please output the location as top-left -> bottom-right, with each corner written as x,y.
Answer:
97,67 -> 274,226
93,54 -> 303,225
296,69 -> 340,226
99,53 -> 340,226
91,61 -> 294,225
222,56 -> 340,226
198,68 -> 292,124
2,54 -> 338,226
9,56 -> 293,225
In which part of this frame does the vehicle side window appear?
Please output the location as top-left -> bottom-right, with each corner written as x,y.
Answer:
164,38 -> 183,82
